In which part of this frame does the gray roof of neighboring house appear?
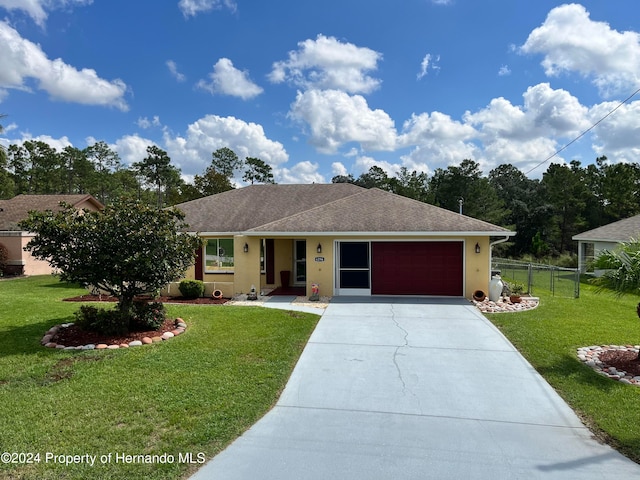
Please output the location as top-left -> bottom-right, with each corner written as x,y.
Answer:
174,184 -> 514,235
572,214 -> 640,243
0,194 -> 104,231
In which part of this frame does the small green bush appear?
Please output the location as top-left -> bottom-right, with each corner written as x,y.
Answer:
74,305 -> 128,335
179,279 -> 204,299
131,301 -> 166,331
74,301 -> 166,334
554,253 -> 578,269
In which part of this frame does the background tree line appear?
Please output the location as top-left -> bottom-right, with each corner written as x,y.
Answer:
333,157 -> 640,260
1,134 -> 638,260
0,141 -> 274,208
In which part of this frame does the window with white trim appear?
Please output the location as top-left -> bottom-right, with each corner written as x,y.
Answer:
205,238 -> 234,273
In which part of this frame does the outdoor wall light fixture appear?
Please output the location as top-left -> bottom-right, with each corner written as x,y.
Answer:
475,243 -> 481,254
243,243 -> 249,253
317,243 -> 322,254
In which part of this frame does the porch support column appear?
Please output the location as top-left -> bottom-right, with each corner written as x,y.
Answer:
234,236 -> 261,294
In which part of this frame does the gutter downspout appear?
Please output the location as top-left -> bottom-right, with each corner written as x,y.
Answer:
489,235 -> 511,278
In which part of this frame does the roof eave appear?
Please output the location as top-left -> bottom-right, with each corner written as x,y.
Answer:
572,236 -> 624,243
240,230 -> 516,237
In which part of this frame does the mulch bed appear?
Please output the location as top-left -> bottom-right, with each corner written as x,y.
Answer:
55,294 -> 226,347
599,349 -> 640,376
63,294 -> 227,305
50,318 -> 180,347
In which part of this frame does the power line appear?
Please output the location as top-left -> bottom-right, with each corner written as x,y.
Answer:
524,86 -> 640,176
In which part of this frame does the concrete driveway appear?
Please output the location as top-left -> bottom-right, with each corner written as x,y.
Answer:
191,297 -> 640,479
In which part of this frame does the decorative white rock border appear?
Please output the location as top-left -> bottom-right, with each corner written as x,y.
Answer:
41,318 -> 187,350
472,297 -> 539,313
577,345 -> 640,386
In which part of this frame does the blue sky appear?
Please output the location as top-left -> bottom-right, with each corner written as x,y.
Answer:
1,1 -> 640,185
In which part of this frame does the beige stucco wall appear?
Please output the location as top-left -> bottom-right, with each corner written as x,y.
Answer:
188,234 -> 497,299
0,232 -> 55,276
233,236 -> 261,295
305,236 -> 334,298
465,236 -> 491,298
76,199 -> 102,212
0,198 -> 103,277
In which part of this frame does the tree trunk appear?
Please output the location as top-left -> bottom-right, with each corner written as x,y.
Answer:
116,293 -> 135,333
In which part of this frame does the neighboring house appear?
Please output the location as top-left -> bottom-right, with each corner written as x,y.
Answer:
0,194 -> 104,276
573,214 -> 640,273
174,184 -> 515,299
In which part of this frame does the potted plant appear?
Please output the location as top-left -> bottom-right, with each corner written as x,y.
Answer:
509,281 -> 525,303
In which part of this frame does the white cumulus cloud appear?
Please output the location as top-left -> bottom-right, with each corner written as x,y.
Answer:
269,34 -> 382,94
112,134 -> 155,166
498,65 -> 511,76
0,21 -> 128,110
465,83 -> 589,142
520,3 -> 640,97
7,133 -> 72,152
163,114 -> 288,177
331,161 -> 348,177
417,53 -> 440,80
288,89 -> 396,154
137,116 -> 161,129
589,100 -> 640,163
196,58 -> 263,100
394,82 -> 591,173
399,111 -> 476,146
276,161 -> 325,184
166,60 -> 186,82
178,0 -> 236,17
0,0 -> 92,26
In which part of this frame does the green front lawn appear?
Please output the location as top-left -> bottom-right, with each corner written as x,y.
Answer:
487,283 -> 640,463
0,276 -> 319,480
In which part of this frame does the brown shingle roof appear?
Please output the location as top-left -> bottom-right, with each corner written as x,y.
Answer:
175,183 -> 365,232
248,188 -> 512,234
573,214 -> 640,243
0,194 -> 104,231
175,184 -> 513,235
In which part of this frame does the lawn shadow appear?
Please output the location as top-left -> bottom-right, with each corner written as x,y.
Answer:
40,279 -> 83,289
0,316 -> 75,358
536,353 -> 621,393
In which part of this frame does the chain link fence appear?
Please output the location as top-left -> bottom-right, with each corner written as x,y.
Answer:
492,258 -> 580,298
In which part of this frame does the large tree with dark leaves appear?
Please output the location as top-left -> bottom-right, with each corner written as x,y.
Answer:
20,199 -> 202,333
429,159 -> 506,225
243,157 -> 275,184
133,146 -> 182,208
541,161 -> 589,254
488,163 -> 552,256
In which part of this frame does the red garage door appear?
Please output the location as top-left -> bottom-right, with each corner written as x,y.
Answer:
372,242 -> 463,296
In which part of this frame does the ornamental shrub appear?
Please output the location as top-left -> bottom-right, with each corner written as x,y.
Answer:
179,279 -> 204,299
19,198 -> 202,333
74,302 -> 166,334
74,305 -> 129,335
131,301 -> 166,331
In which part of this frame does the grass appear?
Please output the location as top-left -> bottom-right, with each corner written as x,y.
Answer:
486,281 -> 640,463
497,264 -> 580,299
0,276 -> 320,480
